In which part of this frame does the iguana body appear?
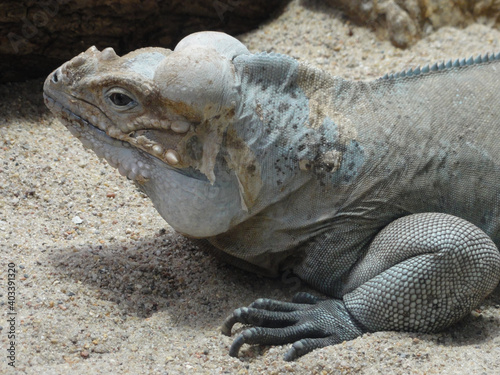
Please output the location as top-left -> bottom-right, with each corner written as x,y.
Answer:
43,31 -> 500,360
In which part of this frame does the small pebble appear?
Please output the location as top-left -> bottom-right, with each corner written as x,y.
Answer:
72,216 -> 83,224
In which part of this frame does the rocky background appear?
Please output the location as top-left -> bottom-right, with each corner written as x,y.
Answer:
327,0 -> 500,47
2,0 -> 500,82
0,0 -> 286,82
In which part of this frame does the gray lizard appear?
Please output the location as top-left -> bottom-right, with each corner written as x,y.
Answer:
43,31 -> 500,361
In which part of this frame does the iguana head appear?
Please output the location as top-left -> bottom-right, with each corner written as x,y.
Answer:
43,32 -> 252,237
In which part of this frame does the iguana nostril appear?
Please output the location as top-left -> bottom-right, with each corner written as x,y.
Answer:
51,70 -> 59,84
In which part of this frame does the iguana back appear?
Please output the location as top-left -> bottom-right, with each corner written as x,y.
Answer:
206,52 -> 500,275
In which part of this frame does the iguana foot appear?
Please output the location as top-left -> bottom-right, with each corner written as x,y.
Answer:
221,292 -> 365,361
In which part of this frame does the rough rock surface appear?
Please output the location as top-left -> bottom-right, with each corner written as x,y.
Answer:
0,0 -> 285,83
325,0 -> 500,47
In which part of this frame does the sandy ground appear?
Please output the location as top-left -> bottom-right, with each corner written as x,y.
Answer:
1,0 -> 500,373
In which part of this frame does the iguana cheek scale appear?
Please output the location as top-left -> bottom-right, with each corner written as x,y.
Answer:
43,31 -> 500,361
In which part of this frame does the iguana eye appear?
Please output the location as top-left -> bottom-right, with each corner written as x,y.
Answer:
105,88 -> 138,110
109,92 -> 133,106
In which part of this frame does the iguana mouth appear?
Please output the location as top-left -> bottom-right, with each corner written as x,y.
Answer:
44,93 -> 157,183
45,91 -> 185,164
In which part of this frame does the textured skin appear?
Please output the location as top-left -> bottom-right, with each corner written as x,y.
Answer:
43,32 -> 500,360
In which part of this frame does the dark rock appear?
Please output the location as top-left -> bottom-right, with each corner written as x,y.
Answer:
325,0 -> 500,48
0,0 -> 287,82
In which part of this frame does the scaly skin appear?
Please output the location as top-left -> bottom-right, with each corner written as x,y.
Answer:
44,31 -> 500,360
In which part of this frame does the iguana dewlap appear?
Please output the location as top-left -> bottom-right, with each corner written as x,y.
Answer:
43,31 -> 500,360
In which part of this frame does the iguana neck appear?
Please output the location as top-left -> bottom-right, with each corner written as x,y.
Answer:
228,53 -> 365,213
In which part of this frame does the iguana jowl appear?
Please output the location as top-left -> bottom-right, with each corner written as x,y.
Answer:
43,31 -> 500,360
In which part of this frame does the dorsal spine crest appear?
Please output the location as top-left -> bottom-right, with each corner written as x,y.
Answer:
380,52 -> 500,81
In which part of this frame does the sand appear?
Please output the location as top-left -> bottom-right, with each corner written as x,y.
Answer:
1,0 -> 500,373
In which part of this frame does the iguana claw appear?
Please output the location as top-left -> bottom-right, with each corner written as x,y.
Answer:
222,292 -> 365,360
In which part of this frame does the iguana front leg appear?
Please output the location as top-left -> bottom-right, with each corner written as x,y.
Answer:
222,213 -> 500,360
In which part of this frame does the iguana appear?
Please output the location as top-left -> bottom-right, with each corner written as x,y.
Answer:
43,31 -> 500,361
